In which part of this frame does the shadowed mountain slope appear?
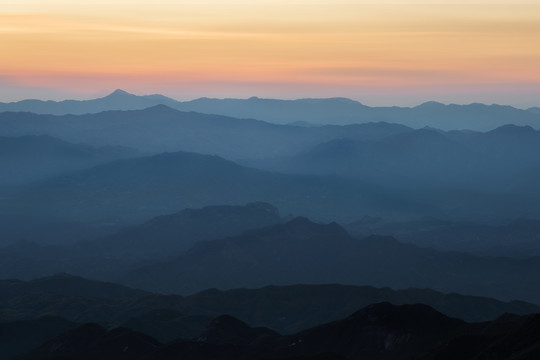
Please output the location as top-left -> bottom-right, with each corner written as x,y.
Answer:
243,125 -> 540,191
2,151 -> 423,223
121,218 -> 540,303
0,316 -> 80,360
278,302 -> 468,360
20,303 -> 540,360
2,274 -> 538,335
73,202 -> 281,261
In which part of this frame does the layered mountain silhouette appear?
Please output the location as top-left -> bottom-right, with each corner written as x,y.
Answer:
0,134 -> 136,187
2,90 -> 539,130
0,203 -> 282,279
2,151 -> 422,223
73,202 -> 282,260
3,273 -> 540,358
120,218 -> 540,303
4,204 -> 540,304
0,105 -> 411,158
16,302 -> 540,360
5,213 -> 540,303
346,217 -> 540,257
2,274 -> 537,333
3,104 -> 540,224
279,302 -> 468,360
177,98 -> 540,130
244,125 -> 540,189
0,89 -> 179,115
3,91 -> 540,359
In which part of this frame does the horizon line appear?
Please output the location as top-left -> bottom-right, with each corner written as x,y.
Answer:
1,88 -> 537,110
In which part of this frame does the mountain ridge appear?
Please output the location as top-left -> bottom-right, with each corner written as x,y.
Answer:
120,217 -> 540,303
2,90 -> 539,130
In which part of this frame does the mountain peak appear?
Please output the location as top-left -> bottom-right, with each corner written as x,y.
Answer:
143,104 -> 177,112
490,124 -> 535,135
416,101 -> 445,109
105,89 -> 134,98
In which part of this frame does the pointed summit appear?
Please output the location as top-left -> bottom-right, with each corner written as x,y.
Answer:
105,89 -> 134,98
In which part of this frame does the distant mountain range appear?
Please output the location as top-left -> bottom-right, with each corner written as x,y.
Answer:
1,90 -> 539,130
2,105 -> 540,204
3,129 -> 540,225
0,89 -> 180,116
1,150 -> 424,223
244,125 -> 540,183
0,105 -> 411,158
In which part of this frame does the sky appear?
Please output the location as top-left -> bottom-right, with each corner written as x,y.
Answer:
1,0 -> 539,107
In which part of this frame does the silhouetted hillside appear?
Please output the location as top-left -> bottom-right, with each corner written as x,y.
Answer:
168,284 -> 540,333
19,303 -> 540,360
2,275 -> 537,335
0,317 -> 79,360
0,203 -> 281,279
20,323 -> 162,360
121,218 -> 540,303
421,314 -> 540,360
279,302 -> 468,360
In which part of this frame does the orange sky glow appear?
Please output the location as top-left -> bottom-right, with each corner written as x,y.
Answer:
1,1 -> 539,106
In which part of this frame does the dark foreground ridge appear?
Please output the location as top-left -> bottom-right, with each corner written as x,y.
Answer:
1,273 -> 540,359
17,302 -> 540,360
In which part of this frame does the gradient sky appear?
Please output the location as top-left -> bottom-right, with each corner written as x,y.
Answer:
1,0 -> 539,106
